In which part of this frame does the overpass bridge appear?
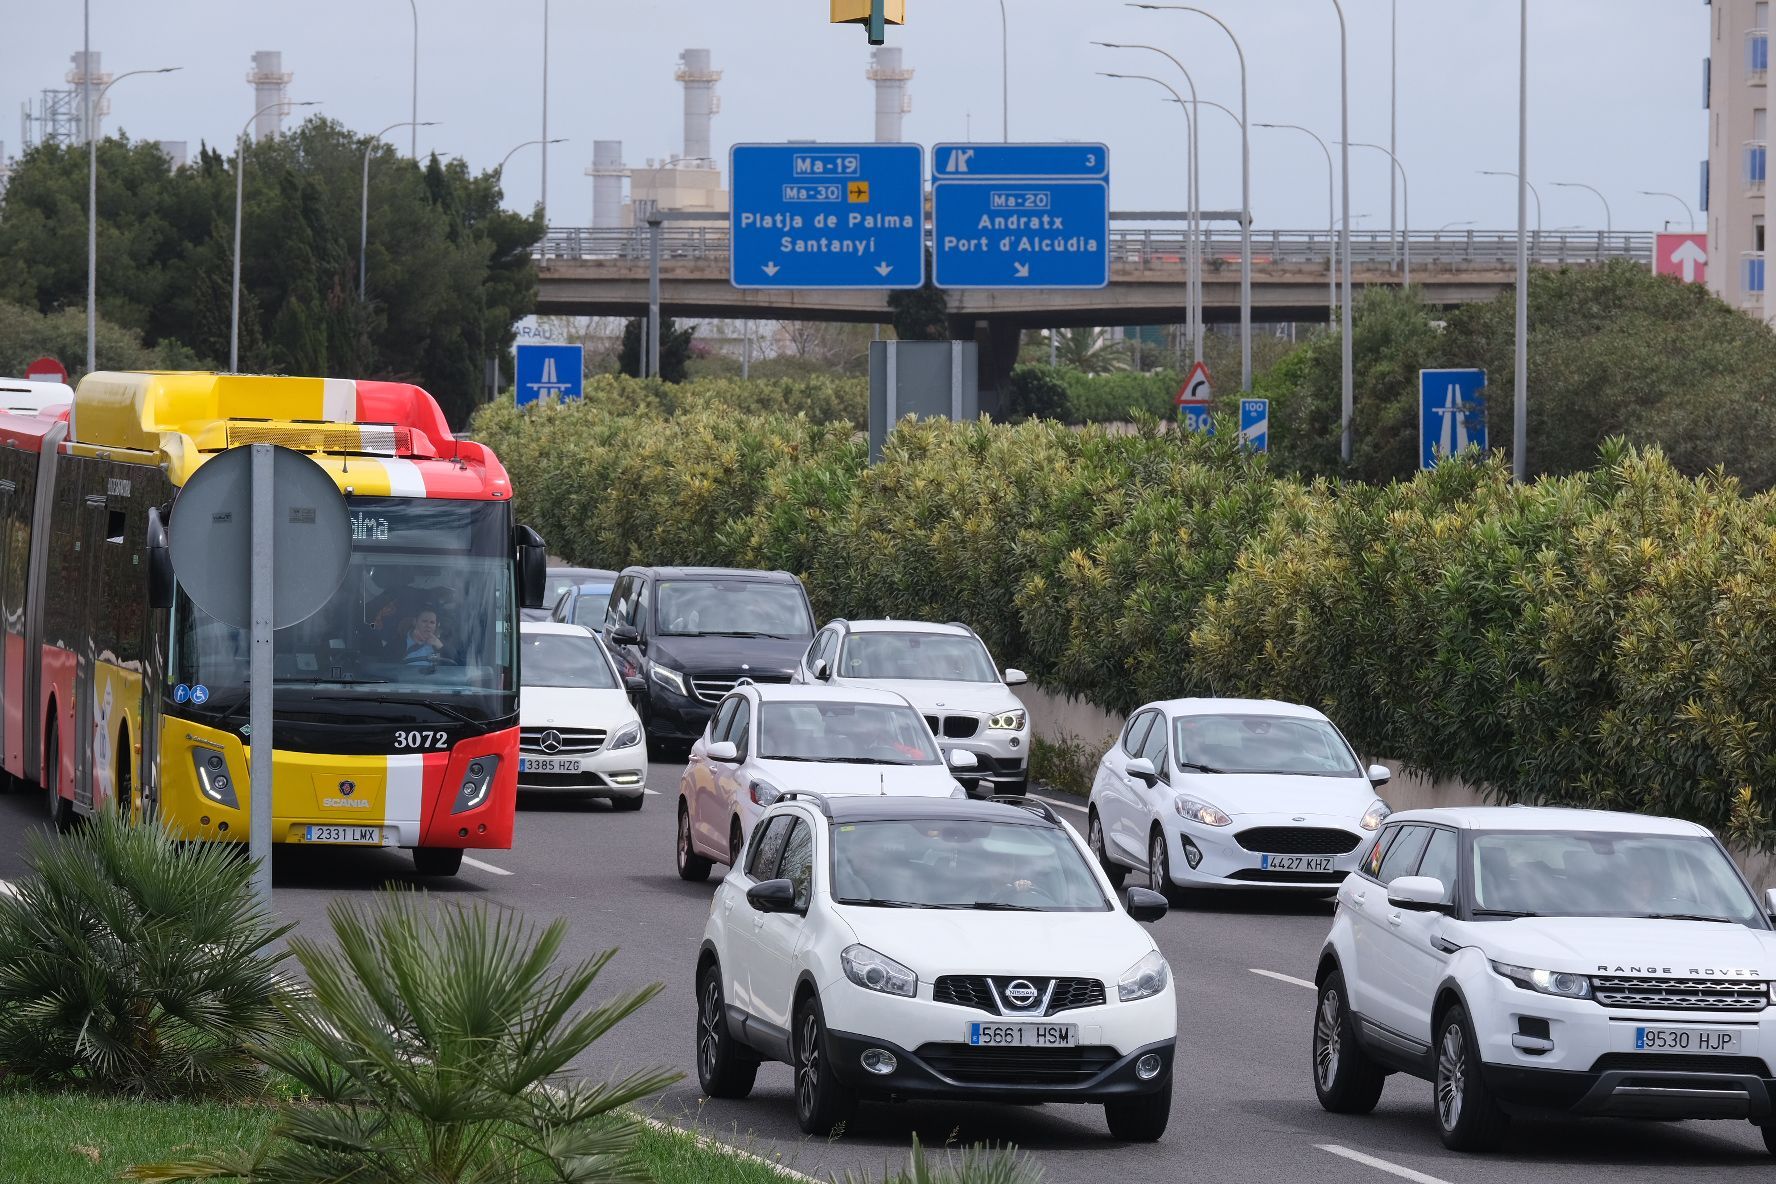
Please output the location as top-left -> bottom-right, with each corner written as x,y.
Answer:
536,226 -> 1652,326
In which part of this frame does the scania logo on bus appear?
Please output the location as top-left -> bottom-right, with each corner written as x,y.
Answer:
539,730 -> 563,754
1003,979 -> 1040,1010
338,780 -> 356,796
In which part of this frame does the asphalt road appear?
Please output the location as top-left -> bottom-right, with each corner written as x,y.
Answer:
0,760 -> 1771,1183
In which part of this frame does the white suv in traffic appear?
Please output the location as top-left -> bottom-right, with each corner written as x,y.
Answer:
695,794 -> 1177,1139
1087,698 -> 1392,898
794,620 -> 1031,795
1312,806 -> 1776,1154
674,682 -> 976,880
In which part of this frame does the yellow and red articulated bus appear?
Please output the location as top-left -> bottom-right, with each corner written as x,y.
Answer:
0,372 -> 547,876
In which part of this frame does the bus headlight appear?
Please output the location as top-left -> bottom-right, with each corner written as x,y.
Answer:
452,756 -> 500,814
192,750 -> 238,808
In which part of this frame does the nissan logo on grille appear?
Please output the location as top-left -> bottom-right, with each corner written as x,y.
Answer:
1003,979 -> 1040,1009
539,730 -> 563,754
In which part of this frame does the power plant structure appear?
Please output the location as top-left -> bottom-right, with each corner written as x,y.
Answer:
246,51 -> 294,141
614,48 -> 728,228
866,46 -> 913,143
587,140 -> 628,230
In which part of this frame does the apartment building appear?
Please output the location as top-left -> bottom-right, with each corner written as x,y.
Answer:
1707,0 -> 1771,317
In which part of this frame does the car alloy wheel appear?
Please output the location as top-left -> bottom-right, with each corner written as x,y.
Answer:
1315,986 -> 1342,1089
676,801 -> 713,882
698,976 -> 723,1082
1436,1022 -> 1465,1132
796,1008 -> 822,1121
1149,831 -> 1169,894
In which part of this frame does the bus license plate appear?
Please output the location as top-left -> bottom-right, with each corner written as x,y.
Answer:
304,825 -> 385,845
967,1022 -> 1078,1047
1261,854 -> 1335,873
520,757 -> 581,773
1635,1027 -> 1740,1054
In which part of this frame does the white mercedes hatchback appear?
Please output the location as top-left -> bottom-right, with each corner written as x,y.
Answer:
1087,698 -> 1392,899
517,623 -> 647,807
695,794 -> 1177,1139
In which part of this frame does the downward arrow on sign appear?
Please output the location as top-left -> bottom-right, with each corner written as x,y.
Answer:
762,262 -> 781,277
875,262 -> 894,276
1013,261 -> 1031,279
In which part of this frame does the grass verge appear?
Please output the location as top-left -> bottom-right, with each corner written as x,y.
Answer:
1030,732 -> 1103,799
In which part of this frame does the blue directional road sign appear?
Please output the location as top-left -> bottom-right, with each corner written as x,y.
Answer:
515,343 -> 584,408
730,143 -> 925,289
1179,402 -> 1213,434
931,142 -> 1110,289
1240,398 -> 1270,452
1418,369 -> 1488,469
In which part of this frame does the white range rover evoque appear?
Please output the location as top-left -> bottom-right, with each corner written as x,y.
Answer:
1313,806 -> 1776,1154
695,794 -> 1177,1140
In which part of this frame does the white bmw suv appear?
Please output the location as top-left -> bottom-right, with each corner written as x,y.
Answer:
1313,806 -> 1776,1154
695,794 -> 1177,1139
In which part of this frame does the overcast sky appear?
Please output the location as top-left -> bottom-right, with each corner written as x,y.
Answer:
4,0 -> 1705,235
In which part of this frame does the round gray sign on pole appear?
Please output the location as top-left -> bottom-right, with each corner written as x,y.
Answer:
168,444 -> 352,629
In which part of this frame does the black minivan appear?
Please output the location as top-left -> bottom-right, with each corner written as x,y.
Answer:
602,566 -> 816,746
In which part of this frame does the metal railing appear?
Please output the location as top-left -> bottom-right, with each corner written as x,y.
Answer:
539,226 -> 1652,271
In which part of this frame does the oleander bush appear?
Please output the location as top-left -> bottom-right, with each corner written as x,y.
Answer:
564,373 -> 867,429
474,391 -> 1776,850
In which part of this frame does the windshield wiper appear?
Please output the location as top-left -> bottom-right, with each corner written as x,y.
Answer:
809,756 -> 907,765
1472,907 -> 1542,918
302,691 -> 483,728
967,901 -> 1042,912
1177,761 -> 1225,774
1642,912 -> 1737,924
836,898 -> 926,909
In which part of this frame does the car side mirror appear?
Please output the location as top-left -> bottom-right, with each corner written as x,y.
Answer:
813,659 -> 832,681
1386,875 -> 1451,913
947,748 -> 979,770
707,740 -> 738,763
608,623 -> 641,646
747,877 -> 800,914
1366,763 -> 1393,787
147,506 -> 175,610
1765,887 -> 1776,919
514,525 -> 547,609
1125,756 -> 1158,787
1125,886 -> 1169,923
1003,667 -> 1028,686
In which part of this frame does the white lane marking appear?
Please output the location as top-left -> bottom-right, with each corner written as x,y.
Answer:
630,1113 -> 817,1182
462,855 -> 513,877
1316,1145 -> 1455,1184
1034,793 -> 1088,813
1250,968 -> 1316,990
643,787 -> 661,795
0,879 -> 16,898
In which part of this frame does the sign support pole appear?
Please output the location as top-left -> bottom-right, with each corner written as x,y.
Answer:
248,443 -> 274,908
647,215 -> 663,380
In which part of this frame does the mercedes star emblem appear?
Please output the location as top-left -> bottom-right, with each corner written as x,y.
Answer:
1003,979 -> 1040,1009
540,730 -> 563,754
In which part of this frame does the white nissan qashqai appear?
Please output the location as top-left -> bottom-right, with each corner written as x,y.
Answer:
695,794 -> 1178,1140
1313,806 -> 1776,1154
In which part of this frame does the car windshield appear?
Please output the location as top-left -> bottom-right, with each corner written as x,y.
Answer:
1173,713 -> 1361,776
655,579 -> 812,638
831,819 -> 1110,912
544,570 -> 607,604
837,632 -> 998,681
568,584 -> 614,629
757,701 -> 940,764
1471,831 -> 1765,925
520,632 -> 619,690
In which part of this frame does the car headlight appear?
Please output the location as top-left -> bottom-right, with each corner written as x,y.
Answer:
1174,796 -> 1231,827
1360,798 -> 1392,831
1491,961 -> 1592,1000
452,755 -> 500,813
649,662 -> 688,697
1118,950 -> 1170,1002
749,778 -> 782,807
987,709 -> 1026,731
841,944 -> 917,998
609,721 -> 643,750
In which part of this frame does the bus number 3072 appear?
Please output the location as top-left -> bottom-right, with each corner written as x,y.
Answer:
394,730 -> 450,750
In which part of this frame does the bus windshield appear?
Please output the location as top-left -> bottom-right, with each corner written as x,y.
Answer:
170,497 -> 516,724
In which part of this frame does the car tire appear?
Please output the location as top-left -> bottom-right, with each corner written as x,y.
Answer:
696,964 -> 758,1099
1758,1119 -> 1776,1156
412,847 -> 463,877
44,718 -> 71,832
1089,809 -> 1127,888
793,993 -> 855,1136
610,793 -> 644,812
1104,1074 -> 1171,1141
1435,1004 -> 1510,1152
1148,828 -> 1177,903
1312,970 -> 1386,1114
676,801 -> 713,882
999,776 -> 1028,798
728,819 -> 745,869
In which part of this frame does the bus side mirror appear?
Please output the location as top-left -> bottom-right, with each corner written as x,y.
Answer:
515,525 -> 546,609
147,506 -> 175,610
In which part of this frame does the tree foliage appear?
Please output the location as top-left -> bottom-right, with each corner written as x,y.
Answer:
0,122 -> 542,427
617,316 -> 695,383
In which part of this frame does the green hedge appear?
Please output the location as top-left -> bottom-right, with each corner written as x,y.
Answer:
474,399 -> 1776,850
555,374 -> 868,430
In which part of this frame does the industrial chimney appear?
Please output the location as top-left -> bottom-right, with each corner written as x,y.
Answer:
866,47 -> 913,143
587,140 -> 627,229
674,49 -> 721,165
246,51 -> 293,141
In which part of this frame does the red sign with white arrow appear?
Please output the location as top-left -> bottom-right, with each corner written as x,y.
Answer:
1653,233 -> 1709,285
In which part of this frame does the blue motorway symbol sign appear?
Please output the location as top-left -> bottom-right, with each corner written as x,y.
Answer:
515,343 -> 584,408
1179,402 -> 1213,434
1240,398 -> 1270,453
1419,368 -> 1488,469
932,142 -> 1110,290
730,143 -> 925,289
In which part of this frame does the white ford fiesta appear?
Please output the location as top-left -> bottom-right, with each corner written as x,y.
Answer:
1087,698 -> 1393,898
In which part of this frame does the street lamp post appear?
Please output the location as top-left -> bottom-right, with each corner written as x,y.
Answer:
1438,220 -> 1475,233
232,99 -> 319,372
85,66 -> 179,378
1480,172 -> 1542,248
996,0 -> 1009,142
361,120 -> 438,302
1551,180 -> 1612,238
405,0 -> 419,157
496,137 -> 567,180
1513,0 -> 1528,483
541,0 -> 551,225
1391,0 -> 1398,270
1137,4 -> 1251,392
1329,0 -> 1353,464
1347,141 -> 1410,288
1256,123 -> 1336,327
1639,190 -> 1696,232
